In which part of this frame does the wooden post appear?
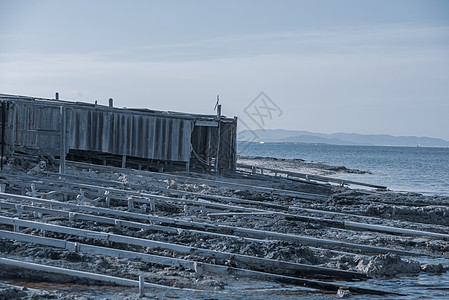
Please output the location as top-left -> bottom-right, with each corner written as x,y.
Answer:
59,106 -> 66,175
55,92 -> 59,100
109,98 -> 113,107
121,155 -> 126,168
1,101 -> 5,171
194,262 -> 204,277
139,275 -> 145,297
232,116 -> 237,170
206,127 -> 211,165
214,104 -> 221,173
185,144 -> 190,172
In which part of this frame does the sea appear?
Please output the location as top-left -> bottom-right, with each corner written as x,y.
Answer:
238,142 -> 449,197
237,142 -> 449,299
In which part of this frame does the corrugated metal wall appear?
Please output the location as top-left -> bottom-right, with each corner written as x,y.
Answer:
67,108 -> 193,162
0,102 -> 12,156
0,95 -> 237,170
11,103 -> 62,154
6,101 -> 193,162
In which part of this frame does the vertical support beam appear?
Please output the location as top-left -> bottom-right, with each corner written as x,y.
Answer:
59,106 -> 66,175
206,127 -> 211,165
1,101 -> 6,171
128,198 -> 134,212
185,159 -> 190,173
105,191 -> 110,207
11,102 -> 16,155
139,275 -> 145,297
194,262 -> 204,278
214,104 -> 221,173
232,116 -> 238,170
31,183 -> 37,198
121,155 -> 126,168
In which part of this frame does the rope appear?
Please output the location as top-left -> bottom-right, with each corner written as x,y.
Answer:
191,144 -> 211,166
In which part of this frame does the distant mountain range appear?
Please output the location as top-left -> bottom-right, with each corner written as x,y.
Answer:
238,129 -> 449,147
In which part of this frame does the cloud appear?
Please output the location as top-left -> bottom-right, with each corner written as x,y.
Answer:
4,23 -> 447,62
72,24 -> 449,62
1,24 -> 448,139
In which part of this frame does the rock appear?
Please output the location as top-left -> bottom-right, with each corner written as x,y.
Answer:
357,253 -> 421,276
118,174 -> 128,183
62,251 -> 84,262
0,288 -> 28,300
32,248 -> 61,260
421,263 -> 445,273
196,279 -> 224,290
27,161 -> 46,175
337,287 -> 352,298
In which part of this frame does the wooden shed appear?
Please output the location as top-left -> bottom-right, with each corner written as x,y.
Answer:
0,94 -> 237,172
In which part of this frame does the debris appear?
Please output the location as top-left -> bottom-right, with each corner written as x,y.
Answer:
26,161 -> 46,175
337,287 -> 352,298
0,287 -> 28,300
421,263 -> 445,273
356,254 -> 421,276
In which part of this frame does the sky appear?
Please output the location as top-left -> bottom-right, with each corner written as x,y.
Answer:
1,0 -> 449,140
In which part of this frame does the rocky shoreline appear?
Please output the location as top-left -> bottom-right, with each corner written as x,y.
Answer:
0,157 -> 448,298
238,155 -> 371,176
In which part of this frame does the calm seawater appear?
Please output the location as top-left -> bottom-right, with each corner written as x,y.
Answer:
237,143 -> 449,298
238,142 -> 449,197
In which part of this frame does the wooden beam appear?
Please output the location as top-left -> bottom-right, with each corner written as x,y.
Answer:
6,177 -> 446,242
0,193 -> 427,257
0,230 -> 402,295
54,160 -> 329,200
0,216 -> 367,280
237,163 -> 387,190
0,257 -> 188,290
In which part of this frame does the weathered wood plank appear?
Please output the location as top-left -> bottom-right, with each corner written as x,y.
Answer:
237,163 -> 387,190
0,230 -> 402,295
0,216 -> 366,280
0,257 -> 188,289
0,193 -> 427,257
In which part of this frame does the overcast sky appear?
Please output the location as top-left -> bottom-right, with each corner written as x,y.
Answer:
1,0 -> 448,140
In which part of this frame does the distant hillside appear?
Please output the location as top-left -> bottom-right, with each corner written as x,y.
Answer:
238,129 -> 449,147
